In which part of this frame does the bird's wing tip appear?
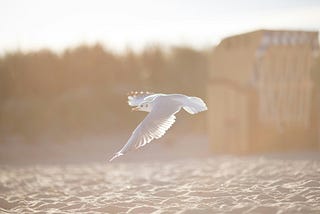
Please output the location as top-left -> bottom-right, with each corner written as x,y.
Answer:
109,152 -> 123,162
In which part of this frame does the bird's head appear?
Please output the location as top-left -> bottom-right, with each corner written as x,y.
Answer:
132,101 -> 153,112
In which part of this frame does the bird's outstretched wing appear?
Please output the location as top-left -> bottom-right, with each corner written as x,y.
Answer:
109,98 -> 181,162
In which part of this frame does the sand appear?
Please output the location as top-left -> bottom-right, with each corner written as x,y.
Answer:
1,156 -> 320,213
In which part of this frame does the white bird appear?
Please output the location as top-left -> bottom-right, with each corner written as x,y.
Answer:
109,92 -> 208,162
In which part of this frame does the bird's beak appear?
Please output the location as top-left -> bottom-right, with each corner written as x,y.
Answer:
132,107 -> 140,111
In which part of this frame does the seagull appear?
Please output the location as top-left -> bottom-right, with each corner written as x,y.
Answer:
109,92 -> 208,162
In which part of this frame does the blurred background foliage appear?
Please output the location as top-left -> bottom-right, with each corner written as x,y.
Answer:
0,44 -> 211,143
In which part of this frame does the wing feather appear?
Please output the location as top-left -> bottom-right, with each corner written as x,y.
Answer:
135,115 -> 176,148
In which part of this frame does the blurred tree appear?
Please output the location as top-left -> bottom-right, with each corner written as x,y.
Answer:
168,46 -> 209,97
0,43 -> 209,142
140,45 -> 167,90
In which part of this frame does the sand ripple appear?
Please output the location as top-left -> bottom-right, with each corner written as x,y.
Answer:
1,157 -> 320,213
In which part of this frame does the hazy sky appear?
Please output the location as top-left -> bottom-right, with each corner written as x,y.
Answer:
1,0 -> 320,54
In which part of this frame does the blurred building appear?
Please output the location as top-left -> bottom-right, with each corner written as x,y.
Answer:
208,29 -> 319,153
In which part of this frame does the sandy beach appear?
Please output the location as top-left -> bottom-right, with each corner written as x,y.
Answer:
1,155 -> 320,213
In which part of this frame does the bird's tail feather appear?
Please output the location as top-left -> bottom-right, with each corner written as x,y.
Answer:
183,97 -> 207,114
